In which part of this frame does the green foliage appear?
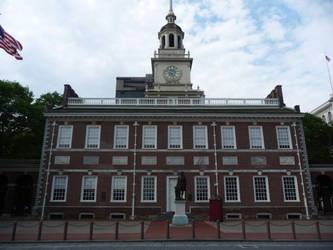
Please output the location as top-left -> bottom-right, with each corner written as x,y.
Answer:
303,113 -> 333,164
0,80 -> 62,159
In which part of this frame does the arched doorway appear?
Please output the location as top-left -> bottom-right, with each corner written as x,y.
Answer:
316,175 -> 333,214
13,175 -> 33,216
0,175 -> 8,215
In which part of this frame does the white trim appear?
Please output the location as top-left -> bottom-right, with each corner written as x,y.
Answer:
276,126 -> 293,149
50,175 -> 68,202
282,176 -> 300,202
221,126 -> 237,149
256,213 -> 272,219
253,176 -> 270,202
141,176 -> 157,203
193,125 -> 208,149
194,176 -> 210,203
56,125 -> 73,149
114,125 -> 129,149
85,125 -> 101,149
80,176 -> 98,202
286,213 -> 302,219
109,213 -> 126,220
225,213 -> 242,219
168,125 -> 183,149
224,176 -> 240,202
111,176 -> 127,202
48,213 -> 64,220
79,212 -> 95,220
142,125 -> 157,149
248,126 -> 265,149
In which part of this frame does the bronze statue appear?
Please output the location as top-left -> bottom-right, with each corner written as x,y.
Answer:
175,172 -> 186,200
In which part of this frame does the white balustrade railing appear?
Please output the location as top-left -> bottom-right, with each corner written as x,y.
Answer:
67,97 -> 280,107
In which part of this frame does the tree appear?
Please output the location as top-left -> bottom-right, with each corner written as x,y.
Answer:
303,113 -> 333,164
0,80 -> 62,159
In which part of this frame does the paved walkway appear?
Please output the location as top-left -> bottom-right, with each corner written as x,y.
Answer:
0,220 -> 332,242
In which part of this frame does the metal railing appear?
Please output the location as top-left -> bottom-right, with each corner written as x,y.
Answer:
67,97 -> 280,107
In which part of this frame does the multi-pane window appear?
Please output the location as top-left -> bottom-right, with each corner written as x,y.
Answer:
224,176 -> 240,202
249,126 -> 264,149
195,176 -> 210,202
142,126 -> 157,149
85,125 -> 101,148
276,126 -> 292,149
51,176 -> 68,201
111,176 -> 127,202
282,176 -> 299,201
141,176 -> 156,202
168,126 -> 182,149
221,126 -> 236,149
114,125 -> 129,149
253,176 -> 270,202
81,176 -> 97,202
193,126 -> 207,149
57,126 -> 73,148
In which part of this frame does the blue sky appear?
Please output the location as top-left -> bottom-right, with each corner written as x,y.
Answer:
1,0 -> 333,112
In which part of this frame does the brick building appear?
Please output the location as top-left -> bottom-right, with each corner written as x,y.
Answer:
33,1 -> 316,220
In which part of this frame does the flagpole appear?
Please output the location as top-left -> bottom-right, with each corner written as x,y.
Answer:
325,57 -> 333,94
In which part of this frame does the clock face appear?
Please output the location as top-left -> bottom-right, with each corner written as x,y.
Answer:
163,65 -> 182,82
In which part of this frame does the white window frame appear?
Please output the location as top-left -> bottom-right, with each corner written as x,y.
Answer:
225,213 -> 242,219
221,126 -> 237,149
142,125 -> 157,149
253,176 -> 270,202
193,126 -> 208,149
248,126 -> 265,149
276,126 -> 293,149
224,176 -> 240,202
282,176 -> 300,202
80,176 -> 98,202
141,176 -> 157,203
50,176 -> 68,202
85,125 -> 101,149
256,213 -> 272,219
114,125 -> 129,149
194,176 -> 210,202
168,125 -> 183,149
79,213 -> 95,220
56,125 -> 73,148
111,176 -> 127,202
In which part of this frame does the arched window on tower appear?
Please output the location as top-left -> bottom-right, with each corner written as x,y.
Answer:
169,33 -> 174,47
162,35 -> 166,49
178,35 -> 182,48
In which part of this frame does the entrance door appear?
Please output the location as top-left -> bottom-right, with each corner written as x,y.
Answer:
167,177 -> 178,212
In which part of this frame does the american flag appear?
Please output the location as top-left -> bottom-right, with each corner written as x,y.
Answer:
0,25 -> 23,60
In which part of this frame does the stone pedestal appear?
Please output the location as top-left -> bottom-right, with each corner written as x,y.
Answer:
172,200 -> 189,226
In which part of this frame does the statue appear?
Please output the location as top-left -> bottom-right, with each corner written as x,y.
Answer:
175,172 -> 186,200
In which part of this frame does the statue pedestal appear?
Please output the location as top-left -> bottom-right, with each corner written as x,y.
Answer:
172,200 -> 189,226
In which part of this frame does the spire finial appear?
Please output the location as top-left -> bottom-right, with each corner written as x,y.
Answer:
166,0 -> 176,23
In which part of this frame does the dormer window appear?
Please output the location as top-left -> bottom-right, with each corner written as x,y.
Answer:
169,33 -> 174,47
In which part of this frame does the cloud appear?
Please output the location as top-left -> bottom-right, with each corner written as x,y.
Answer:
1,0 -> 332,112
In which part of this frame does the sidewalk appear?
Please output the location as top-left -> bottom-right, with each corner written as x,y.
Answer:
0,220 -> 333,242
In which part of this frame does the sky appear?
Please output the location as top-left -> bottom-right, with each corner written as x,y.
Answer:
1,0 -> 333,112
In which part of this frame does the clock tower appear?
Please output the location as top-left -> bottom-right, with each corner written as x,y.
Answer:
145,0 -> 204,98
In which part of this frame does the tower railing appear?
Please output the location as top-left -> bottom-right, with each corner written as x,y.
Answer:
67,97 -> 280,107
